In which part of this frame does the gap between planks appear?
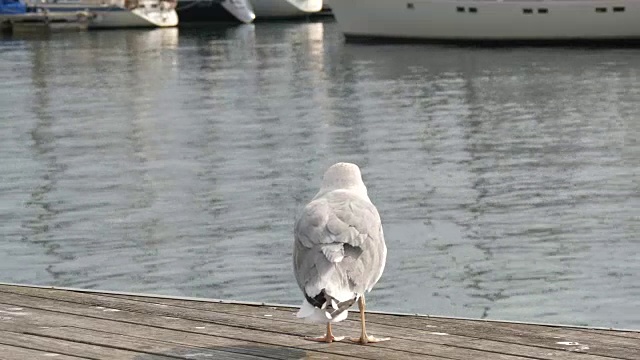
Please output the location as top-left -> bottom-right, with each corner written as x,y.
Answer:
0,284 -> 637,360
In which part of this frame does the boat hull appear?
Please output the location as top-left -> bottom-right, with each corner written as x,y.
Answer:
249,0 -> 321,18
176,0 -> 254,23
35,2 -> 178,28
328,0 -> 640,41
130,6 -> 178,27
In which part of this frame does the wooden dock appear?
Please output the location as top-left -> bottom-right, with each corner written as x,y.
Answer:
0,283 -> 637,360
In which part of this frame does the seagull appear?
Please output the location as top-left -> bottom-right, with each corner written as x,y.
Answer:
293,162 -> 389,344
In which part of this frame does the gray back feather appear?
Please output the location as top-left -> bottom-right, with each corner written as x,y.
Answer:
293,189 -> 387,299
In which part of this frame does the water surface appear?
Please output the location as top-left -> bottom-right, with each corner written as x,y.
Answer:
1,20 -> 639,329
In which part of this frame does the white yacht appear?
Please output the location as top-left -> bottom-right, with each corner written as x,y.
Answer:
30,0 -> 178,28
328,0 -> 640,42
249,0 -> 321,19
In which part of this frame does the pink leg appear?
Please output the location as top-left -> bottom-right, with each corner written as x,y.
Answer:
348,295 -> 390,344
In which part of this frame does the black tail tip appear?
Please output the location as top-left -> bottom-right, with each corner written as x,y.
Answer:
305,289 -> 326,308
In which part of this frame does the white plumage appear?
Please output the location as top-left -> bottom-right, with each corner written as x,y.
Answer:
292,162 -> 389,344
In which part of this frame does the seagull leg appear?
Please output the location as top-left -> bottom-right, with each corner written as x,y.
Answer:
348,295 -> 390,344
305,322 -> 345,343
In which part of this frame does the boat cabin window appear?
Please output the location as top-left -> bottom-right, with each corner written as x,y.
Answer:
523,8 -> 533,14
537,8 -> 548,14
406,2 -> 414,9
613,6 -> 625,12
469,7 -> 477,13
595,7 -> 607,13
456,6 -> 464,13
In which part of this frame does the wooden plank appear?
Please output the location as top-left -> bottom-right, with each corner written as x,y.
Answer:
98,294 -> 630,360
20,327 -> 449,360
42,284 -> 638,340
0,343 -> 89,360
0,290 -> 626,360
0,284 -> 637,360
171,294 -> 640,347
99,291 -> 640,343
374,315 -> 640,351
0,304 -> 355,360
0,288 -> 618,360
0,306 -> 450,360
94,292 -> 640,360
0,298 -> 448,360
23,327 -> 287,360
0,292 -> 320,348
0,318 -> 278,360
585,329 -> 640,340
1,295 -> 568,359
0,330 -> 173,360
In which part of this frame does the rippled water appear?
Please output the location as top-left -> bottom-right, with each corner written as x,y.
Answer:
1,20 -> 639,329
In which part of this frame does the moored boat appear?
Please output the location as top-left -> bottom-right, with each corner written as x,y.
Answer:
28,0 -> 178,28
249,0 -> 322,19
328,0 -> 640,42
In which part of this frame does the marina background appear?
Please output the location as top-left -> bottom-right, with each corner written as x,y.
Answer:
1,19 -> 639,330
